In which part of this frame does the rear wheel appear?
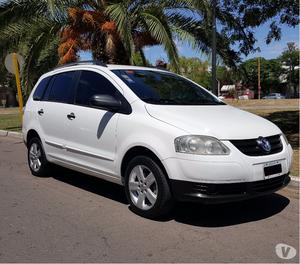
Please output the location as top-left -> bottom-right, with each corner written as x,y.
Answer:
124,156 -> 173,219
27,137 -> 50,177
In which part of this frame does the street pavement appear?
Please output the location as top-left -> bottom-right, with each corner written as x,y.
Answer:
0,136 -> 299,263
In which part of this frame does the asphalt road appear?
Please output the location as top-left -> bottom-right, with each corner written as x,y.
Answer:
0,136 -> 299,263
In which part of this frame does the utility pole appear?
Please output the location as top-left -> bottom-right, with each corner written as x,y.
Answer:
258,57 -> 261,99
211,0 -> 217,95
217,79 -> 220,97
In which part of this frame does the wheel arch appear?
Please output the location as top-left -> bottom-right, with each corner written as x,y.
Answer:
26,129 -> 41,146
120,146 -> 169,182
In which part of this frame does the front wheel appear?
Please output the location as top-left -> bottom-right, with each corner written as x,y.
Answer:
124,156 -> 173,219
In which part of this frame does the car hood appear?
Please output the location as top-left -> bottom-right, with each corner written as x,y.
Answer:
145,104 -> 281,140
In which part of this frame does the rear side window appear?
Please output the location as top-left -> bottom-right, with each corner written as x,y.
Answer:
33,77 -> 51,101
75,70 -> 122,107
48,71 -> 77,103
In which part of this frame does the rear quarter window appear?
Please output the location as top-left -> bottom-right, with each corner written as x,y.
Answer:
32,77 -> 51,101
47,71 -> 77,103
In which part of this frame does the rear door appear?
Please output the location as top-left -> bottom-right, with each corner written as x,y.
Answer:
38,70 -> 79,160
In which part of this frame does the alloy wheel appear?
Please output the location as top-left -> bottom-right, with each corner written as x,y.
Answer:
29,143 -> 42,172
128,165 -> 158,210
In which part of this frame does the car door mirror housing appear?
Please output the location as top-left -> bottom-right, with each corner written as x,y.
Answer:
90,95 -> 122,112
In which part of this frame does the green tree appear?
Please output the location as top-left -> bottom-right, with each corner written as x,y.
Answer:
265,59 -> 284,93
132,52 -> 150,66
279,42 -> 299,98
170,57 -> 211,88
221,0 -> 299,46
239,58 -> 283,96
217,66 -> 238,85
0,53 -> 18,107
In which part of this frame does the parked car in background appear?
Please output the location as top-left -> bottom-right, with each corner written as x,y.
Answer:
23,61 -> 293,219
263,93 -> 286,99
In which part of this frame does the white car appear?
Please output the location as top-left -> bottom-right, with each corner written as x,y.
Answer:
22,61 -> 293,218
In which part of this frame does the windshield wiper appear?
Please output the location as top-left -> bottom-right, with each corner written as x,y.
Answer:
143,98 -> 179,104
193,101 -> 225,105
143,98 -> 225,105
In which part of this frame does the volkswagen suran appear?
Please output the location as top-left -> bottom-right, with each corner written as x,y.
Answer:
23,61 -> 292,218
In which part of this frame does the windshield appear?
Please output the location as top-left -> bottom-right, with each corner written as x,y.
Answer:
112,69 -> 225,105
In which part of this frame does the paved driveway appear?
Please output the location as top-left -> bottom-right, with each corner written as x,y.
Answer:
0,136 -> 299,262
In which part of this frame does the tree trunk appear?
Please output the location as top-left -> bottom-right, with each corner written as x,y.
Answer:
291,66 -> 298,98
106,33 -> 130,65
91,34 -> 109,63
5,89 -> 17,107
139,48 -> 147,66
92,32 -> 130,65
106,33 -> 117,64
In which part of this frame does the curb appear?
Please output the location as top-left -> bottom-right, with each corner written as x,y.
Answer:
0,129 -> 23,139
0,129 -> 299,187
290,176 -> 299,182
0,130 -> 8,136
8,131 -> 23,139
289,176 -> 299,189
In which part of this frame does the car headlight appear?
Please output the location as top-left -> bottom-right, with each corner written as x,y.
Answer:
174,135 -> 230,155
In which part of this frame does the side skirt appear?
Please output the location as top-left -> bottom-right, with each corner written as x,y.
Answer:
48,154 -> 123,186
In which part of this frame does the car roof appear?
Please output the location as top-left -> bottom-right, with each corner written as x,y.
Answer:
106,64 -> 168,72
40,62 -> 171,81
52,61 -> 169,72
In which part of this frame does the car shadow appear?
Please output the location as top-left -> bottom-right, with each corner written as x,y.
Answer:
51,165 -> 128,205
50,165 -> 290,227
171,194 -> 290,227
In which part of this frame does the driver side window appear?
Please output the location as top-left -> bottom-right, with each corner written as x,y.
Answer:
75,70 -> 122,107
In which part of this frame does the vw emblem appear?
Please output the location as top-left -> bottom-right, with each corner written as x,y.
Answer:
256,136 -> 271,152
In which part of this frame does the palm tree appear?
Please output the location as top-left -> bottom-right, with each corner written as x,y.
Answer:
58,0 -> 181,68
0,0 -> 182,91
0,0 -> 71,92
0,0 -> 243,92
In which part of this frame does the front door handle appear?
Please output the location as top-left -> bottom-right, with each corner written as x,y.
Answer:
67,112 -> 76,120
38,109 -> 44,115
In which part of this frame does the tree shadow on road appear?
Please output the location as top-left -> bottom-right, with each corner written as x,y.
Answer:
50,165 -> 290,227
263,110 -> 299,148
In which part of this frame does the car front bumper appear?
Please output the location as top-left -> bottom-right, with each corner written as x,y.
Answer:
170,173 -> 291,203
162,138 -> 293,184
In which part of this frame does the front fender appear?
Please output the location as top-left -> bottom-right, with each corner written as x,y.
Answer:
115,113 -> 185,176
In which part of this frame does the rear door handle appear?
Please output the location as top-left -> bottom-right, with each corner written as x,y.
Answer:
67,113 -> 76,120
38,109 -> 44,115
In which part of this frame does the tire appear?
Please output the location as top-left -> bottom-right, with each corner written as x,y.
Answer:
27,137 -> 50,177
124,156 -> 173,219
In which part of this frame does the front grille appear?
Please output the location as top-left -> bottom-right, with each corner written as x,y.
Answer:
193,182 -> 246,195
251,175 -> 286,193
230,135 -> 283,156
189,174 -> 288,196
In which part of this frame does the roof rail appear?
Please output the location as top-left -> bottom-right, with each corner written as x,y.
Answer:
54,60 -> 107,70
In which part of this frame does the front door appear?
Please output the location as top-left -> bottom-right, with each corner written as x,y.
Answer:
65,70 -> 124,178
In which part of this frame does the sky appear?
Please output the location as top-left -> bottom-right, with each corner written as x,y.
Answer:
81,22 -> 299,64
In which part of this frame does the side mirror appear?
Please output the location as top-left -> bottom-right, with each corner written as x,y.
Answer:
90,94 -> 122,112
